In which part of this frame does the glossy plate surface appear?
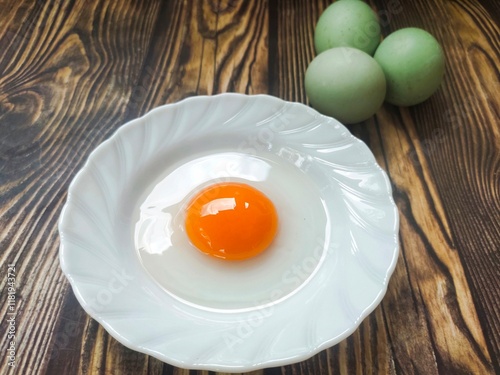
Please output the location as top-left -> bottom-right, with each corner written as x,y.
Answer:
59,93 -> 399,372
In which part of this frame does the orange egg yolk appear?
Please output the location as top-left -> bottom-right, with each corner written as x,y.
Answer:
185,183 -> 278,260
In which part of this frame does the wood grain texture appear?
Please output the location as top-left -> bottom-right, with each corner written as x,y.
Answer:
0,0 -> 498,374
369,1 -> 500,372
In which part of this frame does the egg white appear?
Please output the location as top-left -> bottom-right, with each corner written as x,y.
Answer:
135,149 -> 337,312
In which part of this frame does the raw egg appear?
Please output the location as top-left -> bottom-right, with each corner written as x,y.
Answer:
374,28 -> 445,106
305,47 -> 386,124
314,0 -> 381,56
185,182 -> 278,261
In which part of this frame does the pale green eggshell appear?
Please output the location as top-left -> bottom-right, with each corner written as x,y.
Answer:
314,0 -> 381,56
374,28 -> 445,106
305,47 -> 386,124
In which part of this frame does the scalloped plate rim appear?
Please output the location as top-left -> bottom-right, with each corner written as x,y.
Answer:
58,93 -> 400,372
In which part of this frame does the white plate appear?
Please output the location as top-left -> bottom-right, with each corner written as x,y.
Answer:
59,93 -> 399,372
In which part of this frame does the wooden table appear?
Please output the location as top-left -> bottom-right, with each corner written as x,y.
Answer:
1,0 -> 499,374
